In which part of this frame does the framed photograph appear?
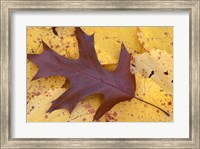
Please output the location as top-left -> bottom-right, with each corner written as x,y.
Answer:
1,0 -> 199,148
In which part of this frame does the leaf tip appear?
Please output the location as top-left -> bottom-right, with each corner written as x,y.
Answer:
47,104 -> 54,113
75,27 -> 94,40
32,75 -> 39,81
75,27 -> 83,34
92,116 -> 98,122
41,41 -> 50,52
27,54 -> 32,60
121,43 -> 130,56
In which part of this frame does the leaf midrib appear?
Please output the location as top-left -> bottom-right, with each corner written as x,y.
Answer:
40,58 -> 133,97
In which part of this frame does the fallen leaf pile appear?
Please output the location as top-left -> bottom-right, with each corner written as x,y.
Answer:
27,27 -> 173,122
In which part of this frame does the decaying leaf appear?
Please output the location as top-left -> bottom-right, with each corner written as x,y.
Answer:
28,27 -> 136,121
51,27 -> 79,59
137,27 -> 173,54
131,49 -> 173,94
81,27 -> 144,64
27,88 -> 67,122
27,27 -> 51,54
27,27 -> 79,59
27,88 -> 99,122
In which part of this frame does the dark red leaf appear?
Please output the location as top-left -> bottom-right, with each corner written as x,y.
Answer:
28,27 -> 136,120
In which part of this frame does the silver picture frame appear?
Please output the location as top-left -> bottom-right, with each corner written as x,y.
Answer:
1,0 -> 199,148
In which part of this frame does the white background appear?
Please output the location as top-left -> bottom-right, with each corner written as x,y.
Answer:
11,11 -> 189,138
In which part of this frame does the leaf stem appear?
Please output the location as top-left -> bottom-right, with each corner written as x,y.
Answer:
134,96 -> 170,116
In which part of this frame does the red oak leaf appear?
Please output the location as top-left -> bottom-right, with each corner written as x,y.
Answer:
28,27 -> 168,121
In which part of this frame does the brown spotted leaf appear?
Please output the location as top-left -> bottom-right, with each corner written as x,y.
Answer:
28,27 -> 136,120
131,49 -> 173,94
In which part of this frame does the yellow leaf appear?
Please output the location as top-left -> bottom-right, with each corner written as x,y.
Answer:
27,27 -> 79,59
27,88 -> 68,122
81,27 -> 144,64
131,49 -> 173,94
27,89 -> 101,122
99,74 -> 173,122
52,27 -> 79,59
137,27 -> 173,54
27,27 -> 50,54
